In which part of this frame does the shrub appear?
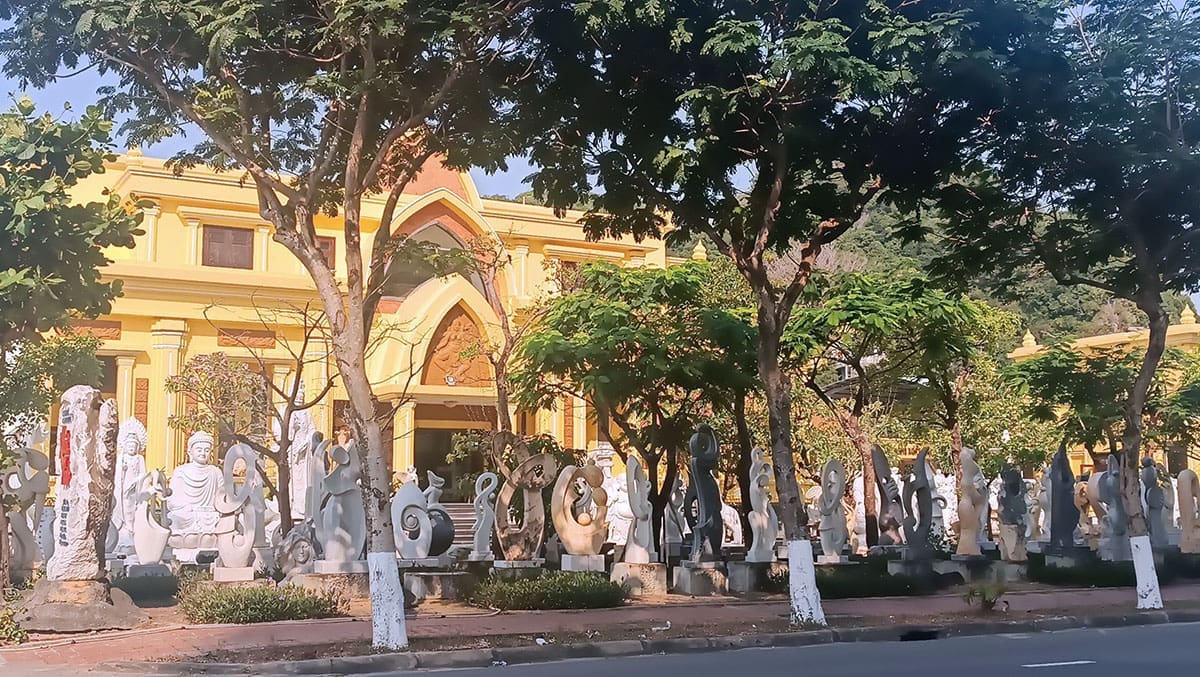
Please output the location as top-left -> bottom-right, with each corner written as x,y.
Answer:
0,606 -> 27,646
1024,552 -> 1174,587
178,583 -> 345,624
962,582 -> 1007,613
471,571 -> 626,610
765,558 -> 938,598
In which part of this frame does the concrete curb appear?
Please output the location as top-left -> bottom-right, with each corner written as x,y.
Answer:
106,609 -> 1200,675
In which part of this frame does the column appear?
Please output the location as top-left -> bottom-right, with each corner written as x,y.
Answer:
115,356 -> 136,422
512,244 -> 529,301
140,206 -> 160,262
150,320 -> 188,471
271,364 -> 293,408
572,396 -> 588,450
256,225 -> 272,271
392,401 -> 417,473
185,219 -> 201,265
303,339 -> 332,437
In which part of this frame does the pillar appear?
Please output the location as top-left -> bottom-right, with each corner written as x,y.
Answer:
115,356 -> 136,422
140,206 -> 160,262
150,319 -> 188,471
256,225 -> 272,271
512,244 -> 529,302
392,401 -> 417,473
572,396 -> 588,450
303,339 -> 332,437
185,219 -> 201,265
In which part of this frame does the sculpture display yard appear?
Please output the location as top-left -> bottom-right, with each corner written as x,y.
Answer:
17,385 -> 147,632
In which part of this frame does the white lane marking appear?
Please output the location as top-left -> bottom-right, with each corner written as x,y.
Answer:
1021,661 -> 1096,668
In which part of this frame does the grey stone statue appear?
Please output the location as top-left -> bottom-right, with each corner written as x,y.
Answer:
1049,445 -> 1080,550
999,466 -> 1027,527
684,424 -> 724,563
1141,458 -> 1168,548
819,459 -> 848,559
1099,454 -> 1127,537
871,445 -> 905,545
901,449 -> 933,554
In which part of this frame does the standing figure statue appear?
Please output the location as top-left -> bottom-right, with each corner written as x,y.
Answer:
624,457 -> 655,563
684,424 -> 723,563
286,401 -> 318,521
319,439 -> 367,567
1177,469 -> 1200,554
997,466 -> 1028,562
871,445 -> 905,545
902,449 -> 934,556
1141,458 -> 1168,548
1049,446 -> 1080,550
1097,454 -> 1130,560
1027,468 -> 1048,542
111,418 -> 147,556
956,448 -> 986,557
1074,475 -> 1098,549
746,448 -> 779,563
550,460 -> 609,557
818,459 -> 848,560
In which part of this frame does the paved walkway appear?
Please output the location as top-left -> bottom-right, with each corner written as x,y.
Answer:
5,585 -> 1200,671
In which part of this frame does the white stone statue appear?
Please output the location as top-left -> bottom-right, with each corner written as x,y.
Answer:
984,474 -> 1000,544
624,456 -> 655,564
934,468 -> 958,539
590,443 -> 632,545
665,473 -> 688,553
391,478 -> 432,559
817,458 -> 847,561
805,485 -> 823,528
213,443 -> 262,571
166,431 -> 226,560
132,469 -> 170,565
424,470 -> 446,510
286,406 -> 318,521
721,501 -> 743,546
47,385 -> 119,581
1,434 -> 51,576
853,474 -> 867,554
111,418 -> 148,555
746,448 -> 779,563
956,448 -> 985,557
318,439 -> 367,567
471,472 -> 499,559
1178,469 -> 1200,554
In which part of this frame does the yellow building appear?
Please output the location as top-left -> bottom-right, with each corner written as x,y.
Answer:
68,151 -> 670,488
1009,306 -> 1200,473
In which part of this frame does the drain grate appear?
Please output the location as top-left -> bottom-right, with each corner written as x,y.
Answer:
898,628 -> 942,641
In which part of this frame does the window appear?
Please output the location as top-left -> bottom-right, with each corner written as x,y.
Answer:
202,225 -> 254,269
317,236 -> 336,269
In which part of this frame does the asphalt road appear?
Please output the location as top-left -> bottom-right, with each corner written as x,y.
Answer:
375,622 -> 1200,677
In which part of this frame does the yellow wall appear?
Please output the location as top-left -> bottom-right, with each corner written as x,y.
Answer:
66,151 -> 669,473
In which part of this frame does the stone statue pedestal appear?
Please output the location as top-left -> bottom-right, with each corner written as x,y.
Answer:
817,554 -> 849,565
1026,540 -> 1045,554
314,558 -> 369,574
212,565 -> 255,583
125,563 -> 173,578
292,572 -> 371,600
467,553 -> 495,562
16,579 -> 147,633
1099,536 -> 1132,562
610,562 -> 667,598
561,554 -> 606,573
398,555 -> 452,569
404,571 -> 471,603
1044,544 -> 1097,569
727,560 -> 786,595
492,559 -> 544,581
672,561 -> 727,596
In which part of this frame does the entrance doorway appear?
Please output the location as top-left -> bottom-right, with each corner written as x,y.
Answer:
413,428 -> 485,502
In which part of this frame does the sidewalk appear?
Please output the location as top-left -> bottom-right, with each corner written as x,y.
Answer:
5,584 -> 1200,671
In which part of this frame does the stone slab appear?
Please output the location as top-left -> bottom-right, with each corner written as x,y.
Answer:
727,560 -> 785,594
610,562 -> 667,598
404,571 -> 471,602
672,562 -> 728,596
561,554 -> 606,573
314,559 -> 369,574
290,572 -> 372,599
211,566 -> 256,583
16,579 -> 147,633
493,559 -> 545,568
816,555 -> 849,565
397,556 -> 451,569
125,563 -> 173,578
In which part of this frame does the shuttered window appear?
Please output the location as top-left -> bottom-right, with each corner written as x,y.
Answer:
202,225 -> 254,269
317,236 -> 336,269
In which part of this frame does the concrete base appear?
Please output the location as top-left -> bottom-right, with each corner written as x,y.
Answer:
610,562 -> 668,598
672,561 -> 727,596
1026,541 -> 1046,554
397,556 -> 452,569
561,554 -> 606,572
912,558 -> 1027,584
1044,545 -> 1098,569
466,553 -> 495,562
492,559 -> 544,581
816,555 -> 850,565
1099,537 -> 1133,562
775,544 -> 789,560
404,571 -> 470,602
727,560 -> 786,594
314,559 -> 369,574
16,579 -> 147,633
290,572 -> 371,599
211,566 -> 255,583
125,563 -> 173,578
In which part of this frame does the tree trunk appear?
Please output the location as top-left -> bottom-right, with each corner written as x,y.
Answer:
844,414 -> 877,547
950,419 -> 964,486
0,507 -> 9,590
275,459 -> 294,536
758,325 -> 825,625
734,393 -> 754,542
1122,297 -> 1168,610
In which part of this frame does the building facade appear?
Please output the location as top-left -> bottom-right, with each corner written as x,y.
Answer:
69,151 -> 672,489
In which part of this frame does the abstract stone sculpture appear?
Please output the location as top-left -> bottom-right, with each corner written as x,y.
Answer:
934,468 -> 957,539
1,435 -> 50,576
471,472 -> 499,559
817,458 -> 848,560
1177,469 -> 1200,554
424,471 -> 455,557
624,456 -> 655,564
213,443 -> 262,576
318,439 -> 367,569
132,470 -> 170,565
956,448 -> 986,557
997,466 -> 1027,562
495,450 -> 559,561
1049,446 -> 1080,550
871,445 -> 905,546
684,424 -> 723,563
901,449 -> 933,555
747,448 -> 780,563
551,461 -> 609,556
392,479 -> 432,559
665,473 -> 688,555
1097,454 -> 1131,560
1141,458 -> 1168,548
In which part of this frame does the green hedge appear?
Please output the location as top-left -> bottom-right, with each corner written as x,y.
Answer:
178,583 -> 345,624
765,560 -> 936,598
471,571 -> 627,610
0,607 -> 27,646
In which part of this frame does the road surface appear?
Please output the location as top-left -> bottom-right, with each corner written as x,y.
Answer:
375,622 -> 1198,676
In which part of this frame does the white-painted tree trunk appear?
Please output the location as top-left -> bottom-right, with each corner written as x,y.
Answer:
367,551 -> 409,649
1129,534 -> 1162,610
787,539 -> 826,625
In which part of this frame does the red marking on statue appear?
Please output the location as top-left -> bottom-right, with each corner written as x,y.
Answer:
59,425 -> 72,487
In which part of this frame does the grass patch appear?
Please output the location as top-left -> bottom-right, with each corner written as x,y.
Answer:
471,571 -> 627,610
178,583 -> 345,624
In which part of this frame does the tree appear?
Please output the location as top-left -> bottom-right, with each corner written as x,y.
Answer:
513,260 -> 757,554
0,97 -> 138,588
3,0 -> 540,648
918,0 -> 1200,609
785,272 -> 976,545
518,0 -> 1062,624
